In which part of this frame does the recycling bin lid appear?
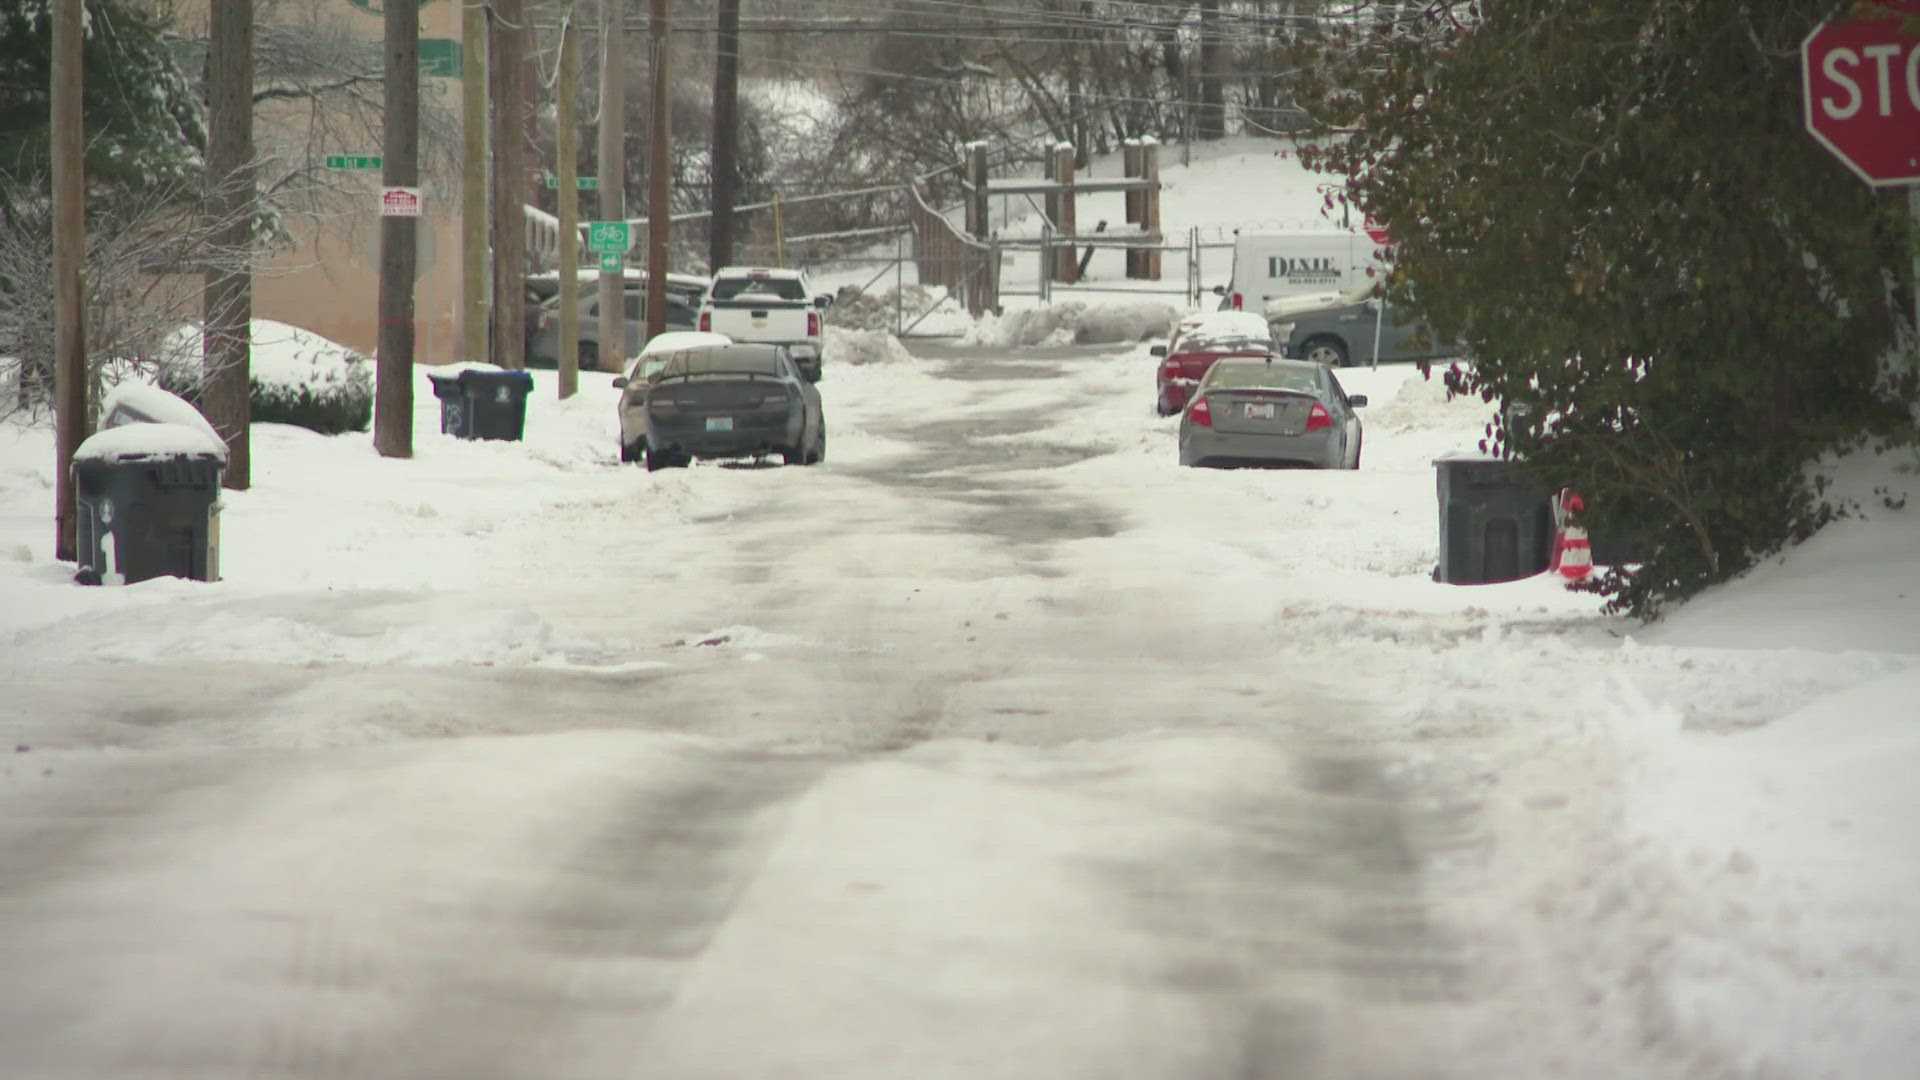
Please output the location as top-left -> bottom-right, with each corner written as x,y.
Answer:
98,381 -> 223,446
429,361 -> 505,382
76,421 -> 228,465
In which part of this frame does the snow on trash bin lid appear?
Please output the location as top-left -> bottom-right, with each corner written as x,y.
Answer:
429,361 -> 505,380
76,421 -> 229,465
98,381 -> 222,447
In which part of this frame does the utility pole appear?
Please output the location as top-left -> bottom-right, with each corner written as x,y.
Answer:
489,0 -> 528,369
709,0 -> 740,272
598,0 -> 626,368
645,0 -> 671,340
461,0 -> 489,365
204,0 -> 254,488
51,0 -> 84,561
375,0 -> 420,458
556,11 -> 581,397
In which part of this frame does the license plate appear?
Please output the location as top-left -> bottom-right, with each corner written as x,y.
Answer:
751,316 -> 767,328
1245,402 -> 1276,420
706,416 -> 733,432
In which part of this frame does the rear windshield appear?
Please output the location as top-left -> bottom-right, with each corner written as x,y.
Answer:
659,348 -> 783,378
1176,333 -> 1269,354
712,275 -> 808,302
1205,362 -> 1320,394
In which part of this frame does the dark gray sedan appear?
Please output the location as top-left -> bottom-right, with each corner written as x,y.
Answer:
1178,356 -> 1367,470
633,343 -> 824,471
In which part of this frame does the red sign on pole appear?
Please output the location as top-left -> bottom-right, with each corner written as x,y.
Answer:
380,186 -> 423,217
1803,2 -> 1920,186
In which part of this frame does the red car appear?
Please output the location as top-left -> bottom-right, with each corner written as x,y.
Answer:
1151,312 -> 1278,416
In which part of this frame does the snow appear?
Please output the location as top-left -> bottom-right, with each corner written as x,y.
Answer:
97,380 -> 221,445
1,135 -> 1917,1079
960,299 -> 1181,348
72,421 -> 228,465
164,319 -> 370,396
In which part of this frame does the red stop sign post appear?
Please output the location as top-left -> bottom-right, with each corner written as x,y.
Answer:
1805,2 -> 1920,345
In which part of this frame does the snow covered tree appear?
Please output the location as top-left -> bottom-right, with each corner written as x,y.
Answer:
1299,0 -> 1919,618
0,0 -> 206,198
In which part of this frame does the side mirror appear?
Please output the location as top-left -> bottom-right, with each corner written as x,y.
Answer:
611,376 -> 629,389
814,295 -> 833,310
1210,285 -> 1226,296
1149,345 -> 1167,357
1348,394 -> 1368,408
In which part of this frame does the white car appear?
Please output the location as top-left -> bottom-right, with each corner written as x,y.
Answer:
697,267 -> 831,379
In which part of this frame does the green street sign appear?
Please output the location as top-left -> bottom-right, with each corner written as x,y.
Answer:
325,154 -> 382,171
348,0 -> 438,15
419,39 -> 460,79
545,176 -> 600,191
599,252 -> 623,273
587,221 -> 630,253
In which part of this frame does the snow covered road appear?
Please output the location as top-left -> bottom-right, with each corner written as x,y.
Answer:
3,341 -> 1917,1078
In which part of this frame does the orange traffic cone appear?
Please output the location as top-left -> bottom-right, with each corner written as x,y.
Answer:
1553,490 -> 1593,581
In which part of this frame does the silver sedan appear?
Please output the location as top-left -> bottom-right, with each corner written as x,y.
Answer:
1177,356 -> 1368,470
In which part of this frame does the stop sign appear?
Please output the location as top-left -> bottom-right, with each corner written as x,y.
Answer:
1803,1 -> 1920,185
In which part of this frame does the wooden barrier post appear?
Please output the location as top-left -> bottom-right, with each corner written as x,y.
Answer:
1123,139 -> 1142,279
1054,143 -> 1078,284
1142,139 -> 1162,281
968,141 -> 990,243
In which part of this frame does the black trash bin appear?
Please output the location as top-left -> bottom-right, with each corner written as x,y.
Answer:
72,428 -> 225,586
428,367 -> 535,441
1434,453 -> 1554,585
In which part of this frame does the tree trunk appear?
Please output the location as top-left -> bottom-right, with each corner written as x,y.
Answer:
204,0 -> 254,487
709,0 -> 740,272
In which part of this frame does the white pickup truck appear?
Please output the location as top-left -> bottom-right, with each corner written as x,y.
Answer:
696,266 -> 831,379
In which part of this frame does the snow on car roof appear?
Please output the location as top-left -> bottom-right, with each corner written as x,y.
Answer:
1181,311 -> 1273,338
638,331 -> 732,358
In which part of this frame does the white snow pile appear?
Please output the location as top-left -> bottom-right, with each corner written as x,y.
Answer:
825,326 -> 915,367
97,380 -> 221,445
960,299 -> 1180,349
162,319 -> 371,398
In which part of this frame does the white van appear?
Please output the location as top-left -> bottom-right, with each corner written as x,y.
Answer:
1213,231 -> 1386,321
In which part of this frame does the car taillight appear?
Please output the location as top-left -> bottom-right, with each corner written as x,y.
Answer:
1190,396 -> 1213,427
650,396 -> 677,413
1160,359 -> 1182,378
698,310 -> 711,332
806,311 -> 821,337
1306,402 -> 1333,432
1231,292 -> 1243,310
757,392 -> 791,411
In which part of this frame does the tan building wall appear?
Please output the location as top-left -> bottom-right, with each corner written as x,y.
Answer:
209,0 -> 476,363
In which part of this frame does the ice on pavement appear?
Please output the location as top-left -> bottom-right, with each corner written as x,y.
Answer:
2,135 -> 1916,1079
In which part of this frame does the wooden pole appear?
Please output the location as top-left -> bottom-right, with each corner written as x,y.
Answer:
51,0 -> 85,561
709,0 -> 741,272
489,0 -> 528,369
969,142 -> 990,243
1143,140 -> 1162,281
461,0 -> 489,365
375,0 -> 419,458
598,0 -> 626,368
1054,144 -> 1077,284
204,0 -> 254,487
644,0 -> 672,341
556,12 -> 581,395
